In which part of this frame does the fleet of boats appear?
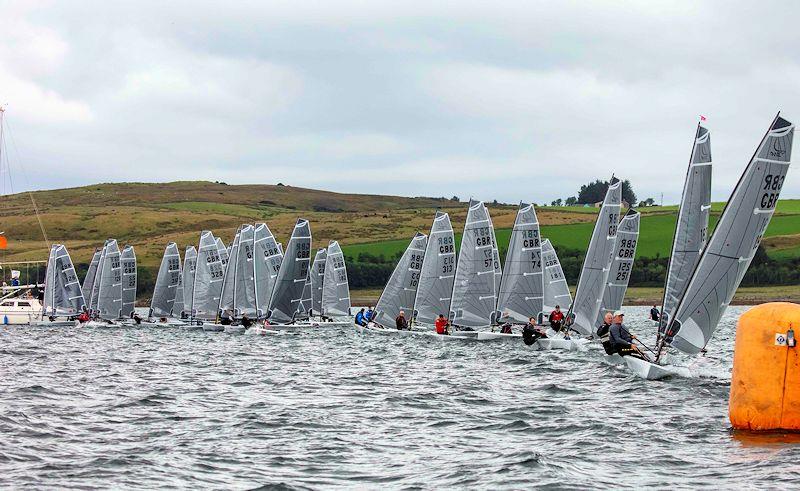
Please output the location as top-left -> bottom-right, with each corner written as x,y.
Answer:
6,112 -> 796,381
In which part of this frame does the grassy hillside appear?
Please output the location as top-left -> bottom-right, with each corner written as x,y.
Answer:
0,181 -> 798,300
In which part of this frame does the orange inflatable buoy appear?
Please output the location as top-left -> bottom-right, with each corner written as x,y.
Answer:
729,302 -> 800,431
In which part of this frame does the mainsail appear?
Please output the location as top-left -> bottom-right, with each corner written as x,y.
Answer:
567,178 -> 622,335
120,245 -> 137,318
659,125 -> 713,333
297,274 -> 312,318
413,211 -> 455,325
373,232 -> 428,328
310,248 -> 327,316
182,246 -> 197,317
82,249 -> 101,305
321,240 -> 351,317
254,223 -> 283,317
450,199 -> 497,328
267,219 -> 311,323
497,203 -> 543,323
217,237 -> 229,275
97,239 -> 123,320
43,244 -> 85,316
150,242 -> 181,317
192,231 -> 224,320
596,209 -> 640,326
235,224 -> 257,317
486,205 -> 503,301
541,239 -> 571,313
219,230 -> 240,315
664,115 -> 794,355
89,247 -> 105,315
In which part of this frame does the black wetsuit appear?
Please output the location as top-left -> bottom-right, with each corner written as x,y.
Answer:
522,322 -> 546,346
597,322 -> 613,354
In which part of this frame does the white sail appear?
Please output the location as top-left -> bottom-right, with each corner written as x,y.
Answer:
217,237 -> 229,277
321,240 -> 351,317
567,178 -> 622,335
219,230 -> 240,315
97,239 -> 123,320
297,273 -> 313,318
268,219 -> 312,323
182,246 -> 197,317
120,245 -> 137,318
374,232 -> 427,328
596,209 -> 640,326
310,248 -> 327,316
485,205 -> 503,302
192,231 -> 224,320
150,242 -> 181,317
541,239 -> 571,314
81,249 -> 101,305
413,211 -> 456,326
43,244 -> 85,316
497,203 -> 543,323
235,224 -> 257,317
89,247 -> 105,316
659,124 -> 713,333
665,115 -> 794,355
450,199 -> 497,328
254,223 -> 283,318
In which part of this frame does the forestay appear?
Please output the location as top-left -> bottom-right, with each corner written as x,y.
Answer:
268,219 -> 311,324
254,223 -> 282,318
43,244 -> 85,316
413,211 -> 455,326
310,248 -> 327,316
120,245 -> 137,318
182,246 -> 197,317
97,239 -> 123,320
150,242 -> 181,317
321,240 -> 351,317
596,209 -> 640,326
542,239 -> 571,313
497,203 -> 543,323
659,125 -> 712,333
373,232 -> 427,328
192,231 -> 224,321
567,178 -> 622,335
450,200 -> 497,328
81,249 -> 101,306
664,115 -> 794,355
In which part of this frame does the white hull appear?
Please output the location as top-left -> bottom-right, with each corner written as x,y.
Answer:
624,356 -> 692,380
476,331 -> 521,341
534,338 -> 589,351
30,319 -> 77,328
202,324 -> 225,332
224,325 -> 247,334
356,324 -> 416,336
244,326 -> 282,336
309,318 -> 352,328
603,354 -> 625,365
84,320 -> 123,328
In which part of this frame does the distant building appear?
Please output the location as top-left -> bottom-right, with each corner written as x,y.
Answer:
593,200 -> 631,208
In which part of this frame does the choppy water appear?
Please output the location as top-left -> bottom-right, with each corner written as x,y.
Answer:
2,305 -> 800,489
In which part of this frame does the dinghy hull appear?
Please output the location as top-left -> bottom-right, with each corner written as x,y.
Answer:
624,356 -> 691,380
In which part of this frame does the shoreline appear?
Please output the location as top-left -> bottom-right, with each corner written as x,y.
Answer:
351,285 -> 800,307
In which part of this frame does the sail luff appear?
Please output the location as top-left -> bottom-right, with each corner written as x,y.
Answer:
412,211 -> 456,326
150,242 -> 181,317
254,223 -> 283,318
81,249 -> 101,306
267,219 -> 312,323
310,248 -> 327,316
541,239 -> 571,313
321,240 -> 351,317
182,246 -> 197,317
192,232 -> 224,321
97,239 -> 123,320
120,245 -> 137,318
596,209 -> 640,326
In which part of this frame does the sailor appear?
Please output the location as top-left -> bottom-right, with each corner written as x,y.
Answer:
241,314 -> 253,328
354,308 -> 366,326
522,316 -> 547,345
77,311 -> 90,323
395,310 -> 408,330
500,322 -> 513,334
220,309 -> 233,326
596,312 -> 614,354
609,311 -> 649,360
650,305 -> 660,321
132,312 -> 143,325
549,305 -> 565,333
366,306 -> 375,322
435,314 -> 449,335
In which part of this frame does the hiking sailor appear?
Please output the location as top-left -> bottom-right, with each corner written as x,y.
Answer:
596,311 -> 614,355
395,310 -> 408,330
522,316 -> 547,346
549,305 -> 565,333
354,308 -> 367,326
650,305 -> 660,321
609,310 -> 649,360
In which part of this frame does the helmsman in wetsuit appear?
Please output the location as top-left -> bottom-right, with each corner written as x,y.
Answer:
650,305 -> 660,321
596,311 -> 614,354
549,305 -> 565,333
522,316 -> 548,346
609,311 -> 649,360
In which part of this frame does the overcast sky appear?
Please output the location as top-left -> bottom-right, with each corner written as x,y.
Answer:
1,0 -> 799,205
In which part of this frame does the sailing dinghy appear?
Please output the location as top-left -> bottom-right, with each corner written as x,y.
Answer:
33,244 -> 85,327
192,231 -> 226,331
81,249 -> 101,307
361,232 -> 428,336
248,219 -> 311,334
541,239 -> 572,314
479,203 -> 542,341
412,211 -> 456,331
182,246 -> 197,320
142,242 -> 182,327
85,239 -> 124,327
254,222 -> 283,320
120,245 -> 137,319
633,116 -> 794,379
317,240 -> 351,325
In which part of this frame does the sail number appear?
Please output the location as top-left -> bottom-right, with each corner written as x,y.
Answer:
438,236 -> 454,254
608,213 -> 619,236
617,239 -> 637,258
761,173 -> 787,209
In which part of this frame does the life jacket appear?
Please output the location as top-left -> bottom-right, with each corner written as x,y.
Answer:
435,318 -> 447,334
597,323 -> 614,354
550,311 -> 564,323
